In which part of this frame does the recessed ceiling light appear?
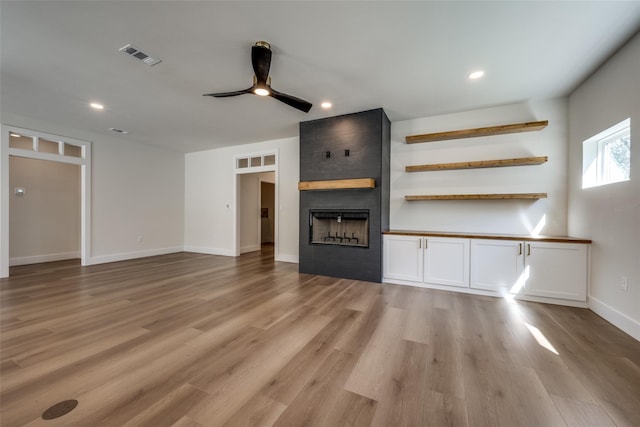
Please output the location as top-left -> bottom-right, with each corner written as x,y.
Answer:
10,133 -> 21,138
469,70 -> 485,80
321,101 -> 332,109
90,102 -> 104,110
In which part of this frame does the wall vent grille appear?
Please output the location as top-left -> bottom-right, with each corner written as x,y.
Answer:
118,44 -> 161,66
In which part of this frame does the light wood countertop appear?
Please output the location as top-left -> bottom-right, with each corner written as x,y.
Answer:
383,230 -> 591,244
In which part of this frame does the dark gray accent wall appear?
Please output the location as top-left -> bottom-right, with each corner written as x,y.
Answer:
299,108 -> 390,282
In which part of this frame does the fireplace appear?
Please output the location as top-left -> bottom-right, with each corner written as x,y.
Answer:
310,210 -> 369,248
299,108 -> 390,282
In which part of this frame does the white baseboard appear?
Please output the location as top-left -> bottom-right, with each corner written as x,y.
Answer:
183,246 -> 236,257
10,251 -> 80,266
240,244 -> 261,254
383,278 -> 588,308
275,253 -> 299,264
90,246 -> 183,265
589,296 -> 640,342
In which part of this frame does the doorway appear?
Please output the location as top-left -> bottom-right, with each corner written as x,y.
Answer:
260,180 -> 275,246
9,156 -> 81,266
1,126 -> 91,278
239,171 -> 275,259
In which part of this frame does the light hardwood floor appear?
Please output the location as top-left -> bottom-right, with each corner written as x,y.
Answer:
1,248 -> 639,426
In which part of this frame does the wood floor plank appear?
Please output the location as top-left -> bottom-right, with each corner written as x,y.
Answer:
515,302 -> 640,426
0,328 -> 200,426
186,307 -> 331,426
344,305 -> 406,400
121,383 -> 211,427
422,390 -> 469,427
551,394 -> 617,427
1,248 -> 639,426
402,286 -> 436,344
271,349 -> 377,427
461,357 -> 567,427
423,318 -> 466,399
170,416 -> 205,427
221,393 -> 287,427
262,308 -> 360,405
370,339 -> 429,427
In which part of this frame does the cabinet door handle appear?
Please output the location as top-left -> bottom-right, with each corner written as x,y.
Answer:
419,239 -> 421,249
527,244 -> 531,256
518,243 -> 522,255
424,239 -> 428,249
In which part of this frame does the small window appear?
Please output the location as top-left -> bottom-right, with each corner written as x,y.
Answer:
38,138 -> 60,154
9,133 -> 34,150
64,143 -> 83,158
582,118 -> 630,188
250,156 -> 262,167
237,158 -> 249,169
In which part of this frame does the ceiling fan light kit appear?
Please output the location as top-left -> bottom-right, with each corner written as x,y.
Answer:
203,41 -> 313,113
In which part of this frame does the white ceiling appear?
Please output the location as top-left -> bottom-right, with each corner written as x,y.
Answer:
1,1 -> 639,153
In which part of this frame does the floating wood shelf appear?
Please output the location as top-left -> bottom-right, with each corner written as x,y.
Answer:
405,120 -> 549,144
405,193 -> 547,201
298,178 -> 375,191
406,156 -> 548,172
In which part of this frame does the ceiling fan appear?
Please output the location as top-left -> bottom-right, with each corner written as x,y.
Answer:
204,41 -> 312,113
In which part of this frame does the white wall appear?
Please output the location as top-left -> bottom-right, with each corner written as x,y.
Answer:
568,33 -> 640,340
390,99 -> 569,236
1,113 -> 185,266
90,134 -> 184,263
9,157 -> 80,265
184,136 -> 299,262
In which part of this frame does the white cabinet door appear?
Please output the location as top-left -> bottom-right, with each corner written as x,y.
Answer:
424,237 -> 470,288
524,241 -> 588,301
383,235 -> 423,282
470,239 -> 525,293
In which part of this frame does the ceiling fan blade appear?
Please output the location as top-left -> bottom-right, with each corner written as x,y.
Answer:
203,87 -> 253,98
269,88 -> 312,113
251,42 -> 272,84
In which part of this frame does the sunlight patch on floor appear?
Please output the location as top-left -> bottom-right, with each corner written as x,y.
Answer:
524,322 -> 559,355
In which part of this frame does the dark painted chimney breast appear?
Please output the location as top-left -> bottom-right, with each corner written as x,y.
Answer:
299,108 -> 390,282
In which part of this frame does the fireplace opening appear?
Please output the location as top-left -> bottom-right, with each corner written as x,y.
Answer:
310,210 -> 369,248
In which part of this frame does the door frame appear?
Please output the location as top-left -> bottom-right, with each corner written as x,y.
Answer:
1,125 -> 91,277
232,150 -> 278,260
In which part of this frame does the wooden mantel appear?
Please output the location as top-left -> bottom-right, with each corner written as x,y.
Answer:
298,178 -> 375,191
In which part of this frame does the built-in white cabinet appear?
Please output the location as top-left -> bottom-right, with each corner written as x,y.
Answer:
383,234 -> 423,282
383,235 -> 469,288
523,241 -> 588,301
424,237 -> 469,288
470,239 -> 524,293
470,239 -> 588,301
384,233 -> 590,305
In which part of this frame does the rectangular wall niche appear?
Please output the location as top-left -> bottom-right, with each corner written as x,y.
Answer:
310,210 -> 369,248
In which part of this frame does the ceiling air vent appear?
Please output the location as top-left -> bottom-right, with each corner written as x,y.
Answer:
118,44 -> 162,66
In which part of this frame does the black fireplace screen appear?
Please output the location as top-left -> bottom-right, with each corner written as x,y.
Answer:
309,210 -> 369,248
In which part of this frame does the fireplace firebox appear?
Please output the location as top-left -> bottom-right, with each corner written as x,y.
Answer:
310,210 -> 369,248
